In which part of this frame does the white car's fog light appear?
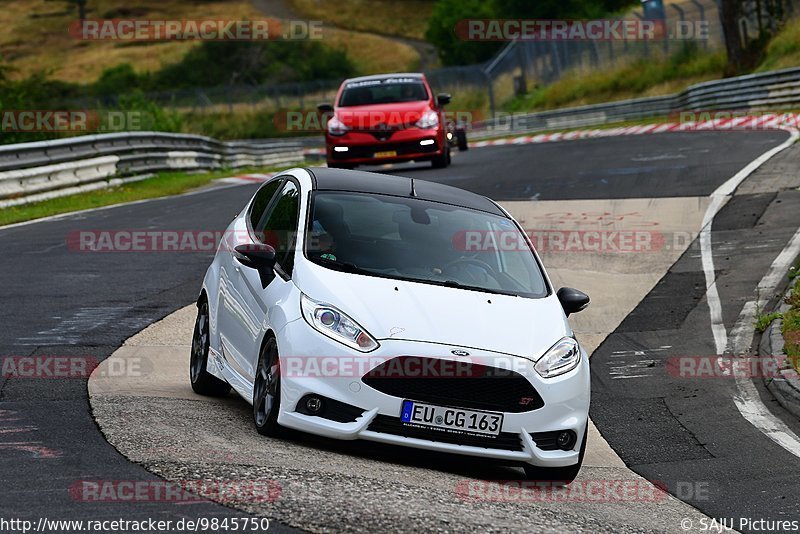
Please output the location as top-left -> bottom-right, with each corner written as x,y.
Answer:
557,431 -> 576,450
306,397 -> 323,413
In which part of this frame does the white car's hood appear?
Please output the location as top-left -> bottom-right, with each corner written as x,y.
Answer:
296,261 -> 571,360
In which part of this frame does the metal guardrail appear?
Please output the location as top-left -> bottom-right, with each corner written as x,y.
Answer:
472,66 -> 800,137
0,132 -> 306,202
3,66 -> 800,204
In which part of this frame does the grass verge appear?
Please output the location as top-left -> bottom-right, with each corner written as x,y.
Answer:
0,165 -> 290,227
756,311 -> 783,333
505,46 -> 727,113
758,17 -> 800,72
784,267 -> 800,372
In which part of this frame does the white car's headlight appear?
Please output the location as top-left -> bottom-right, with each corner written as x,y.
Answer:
415,110 -> 439,129
301,294 -> 378,352
534,337 -> 581,378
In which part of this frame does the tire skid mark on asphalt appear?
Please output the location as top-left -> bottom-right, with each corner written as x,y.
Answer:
0,409 -> 62,458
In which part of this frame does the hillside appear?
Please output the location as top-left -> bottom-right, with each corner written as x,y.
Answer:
0,0 -> 422,84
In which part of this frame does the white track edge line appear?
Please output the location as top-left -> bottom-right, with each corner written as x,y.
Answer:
699,127 -> 800,457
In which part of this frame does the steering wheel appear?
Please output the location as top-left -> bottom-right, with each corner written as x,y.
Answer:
441,258 -> 498,285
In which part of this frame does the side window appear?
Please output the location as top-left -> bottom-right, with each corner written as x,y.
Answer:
249,180 -> 282,231
257,181 -> 300,276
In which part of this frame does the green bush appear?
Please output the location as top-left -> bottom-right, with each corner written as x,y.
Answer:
152,41 -> 356,90
111,91 -> 183,133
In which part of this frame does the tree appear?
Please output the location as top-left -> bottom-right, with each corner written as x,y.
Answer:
425,0 -> 502,66
718,0 -> 745,71
67,0 -> 88,20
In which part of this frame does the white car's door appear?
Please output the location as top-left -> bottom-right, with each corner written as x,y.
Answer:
227,178 -> 301,383
218,178 -> 282,382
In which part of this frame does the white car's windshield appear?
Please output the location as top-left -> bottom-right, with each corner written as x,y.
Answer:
305,191 -> 549,298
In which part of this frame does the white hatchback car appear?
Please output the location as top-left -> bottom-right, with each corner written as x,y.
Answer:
191,167 -> 590,482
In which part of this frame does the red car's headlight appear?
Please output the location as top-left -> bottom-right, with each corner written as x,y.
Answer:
415,111 -> 439,129
327,116 -> 348,136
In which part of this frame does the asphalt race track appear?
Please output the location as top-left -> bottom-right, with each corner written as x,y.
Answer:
2,130 -> 799,532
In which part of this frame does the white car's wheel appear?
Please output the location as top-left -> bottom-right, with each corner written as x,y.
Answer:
190,300 -> 231,397
253,337 -> 284,436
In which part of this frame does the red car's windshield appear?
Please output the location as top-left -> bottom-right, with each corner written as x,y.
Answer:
339,79 -> 429,107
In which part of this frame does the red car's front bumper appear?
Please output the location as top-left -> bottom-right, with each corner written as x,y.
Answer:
325,128 -> 445,165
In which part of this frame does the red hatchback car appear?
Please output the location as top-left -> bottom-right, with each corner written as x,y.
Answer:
319,73 -> 461,169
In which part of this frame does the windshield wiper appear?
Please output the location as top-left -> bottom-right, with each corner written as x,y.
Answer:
434,279 -> 518,296
313,257 -> 372,275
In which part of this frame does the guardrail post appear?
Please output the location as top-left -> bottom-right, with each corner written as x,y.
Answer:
516,40 -> 528,95
672,4 -> 688,54
482,69 -> 496,120
690,0 -> 709,49
549,41 -> 562,79
634,11 -> 650,56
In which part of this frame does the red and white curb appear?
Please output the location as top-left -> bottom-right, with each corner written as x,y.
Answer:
471,113 -> 800,148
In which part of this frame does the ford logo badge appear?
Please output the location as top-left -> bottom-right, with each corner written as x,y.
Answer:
451,349 -> 470,356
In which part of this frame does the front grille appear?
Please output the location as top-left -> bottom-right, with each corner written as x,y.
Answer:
367,414 -> 524,451
362,356 -> 544,413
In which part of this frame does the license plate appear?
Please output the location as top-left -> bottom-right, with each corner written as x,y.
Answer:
400,400 -> 503,436
374,150 -> 397,158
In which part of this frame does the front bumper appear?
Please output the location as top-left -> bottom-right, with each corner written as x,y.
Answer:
277,319 -> 590,468
326,128 -> 444,164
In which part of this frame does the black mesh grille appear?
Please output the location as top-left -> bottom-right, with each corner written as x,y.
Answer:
367,414 -> 523,451
362,356 -> 544,413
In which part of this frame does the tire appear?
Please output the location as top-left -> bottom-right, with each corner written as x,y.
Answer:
431,146 -> 450,169
253,337 -> 284,437
523,422 -> 587,485
190,300 -> 231,397
456,130 -> 468,151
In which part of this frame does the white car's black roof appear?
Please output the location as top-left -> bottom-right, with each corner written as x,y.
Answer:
304,167 -> 505,217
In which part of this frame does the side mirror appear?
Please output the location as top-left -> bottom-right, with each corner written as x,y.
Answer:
317,103 -> 334,113
436,93 -> 451,107
234,243 -> 276,270
557,287 -> 590,316
234,244 -> 277,288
